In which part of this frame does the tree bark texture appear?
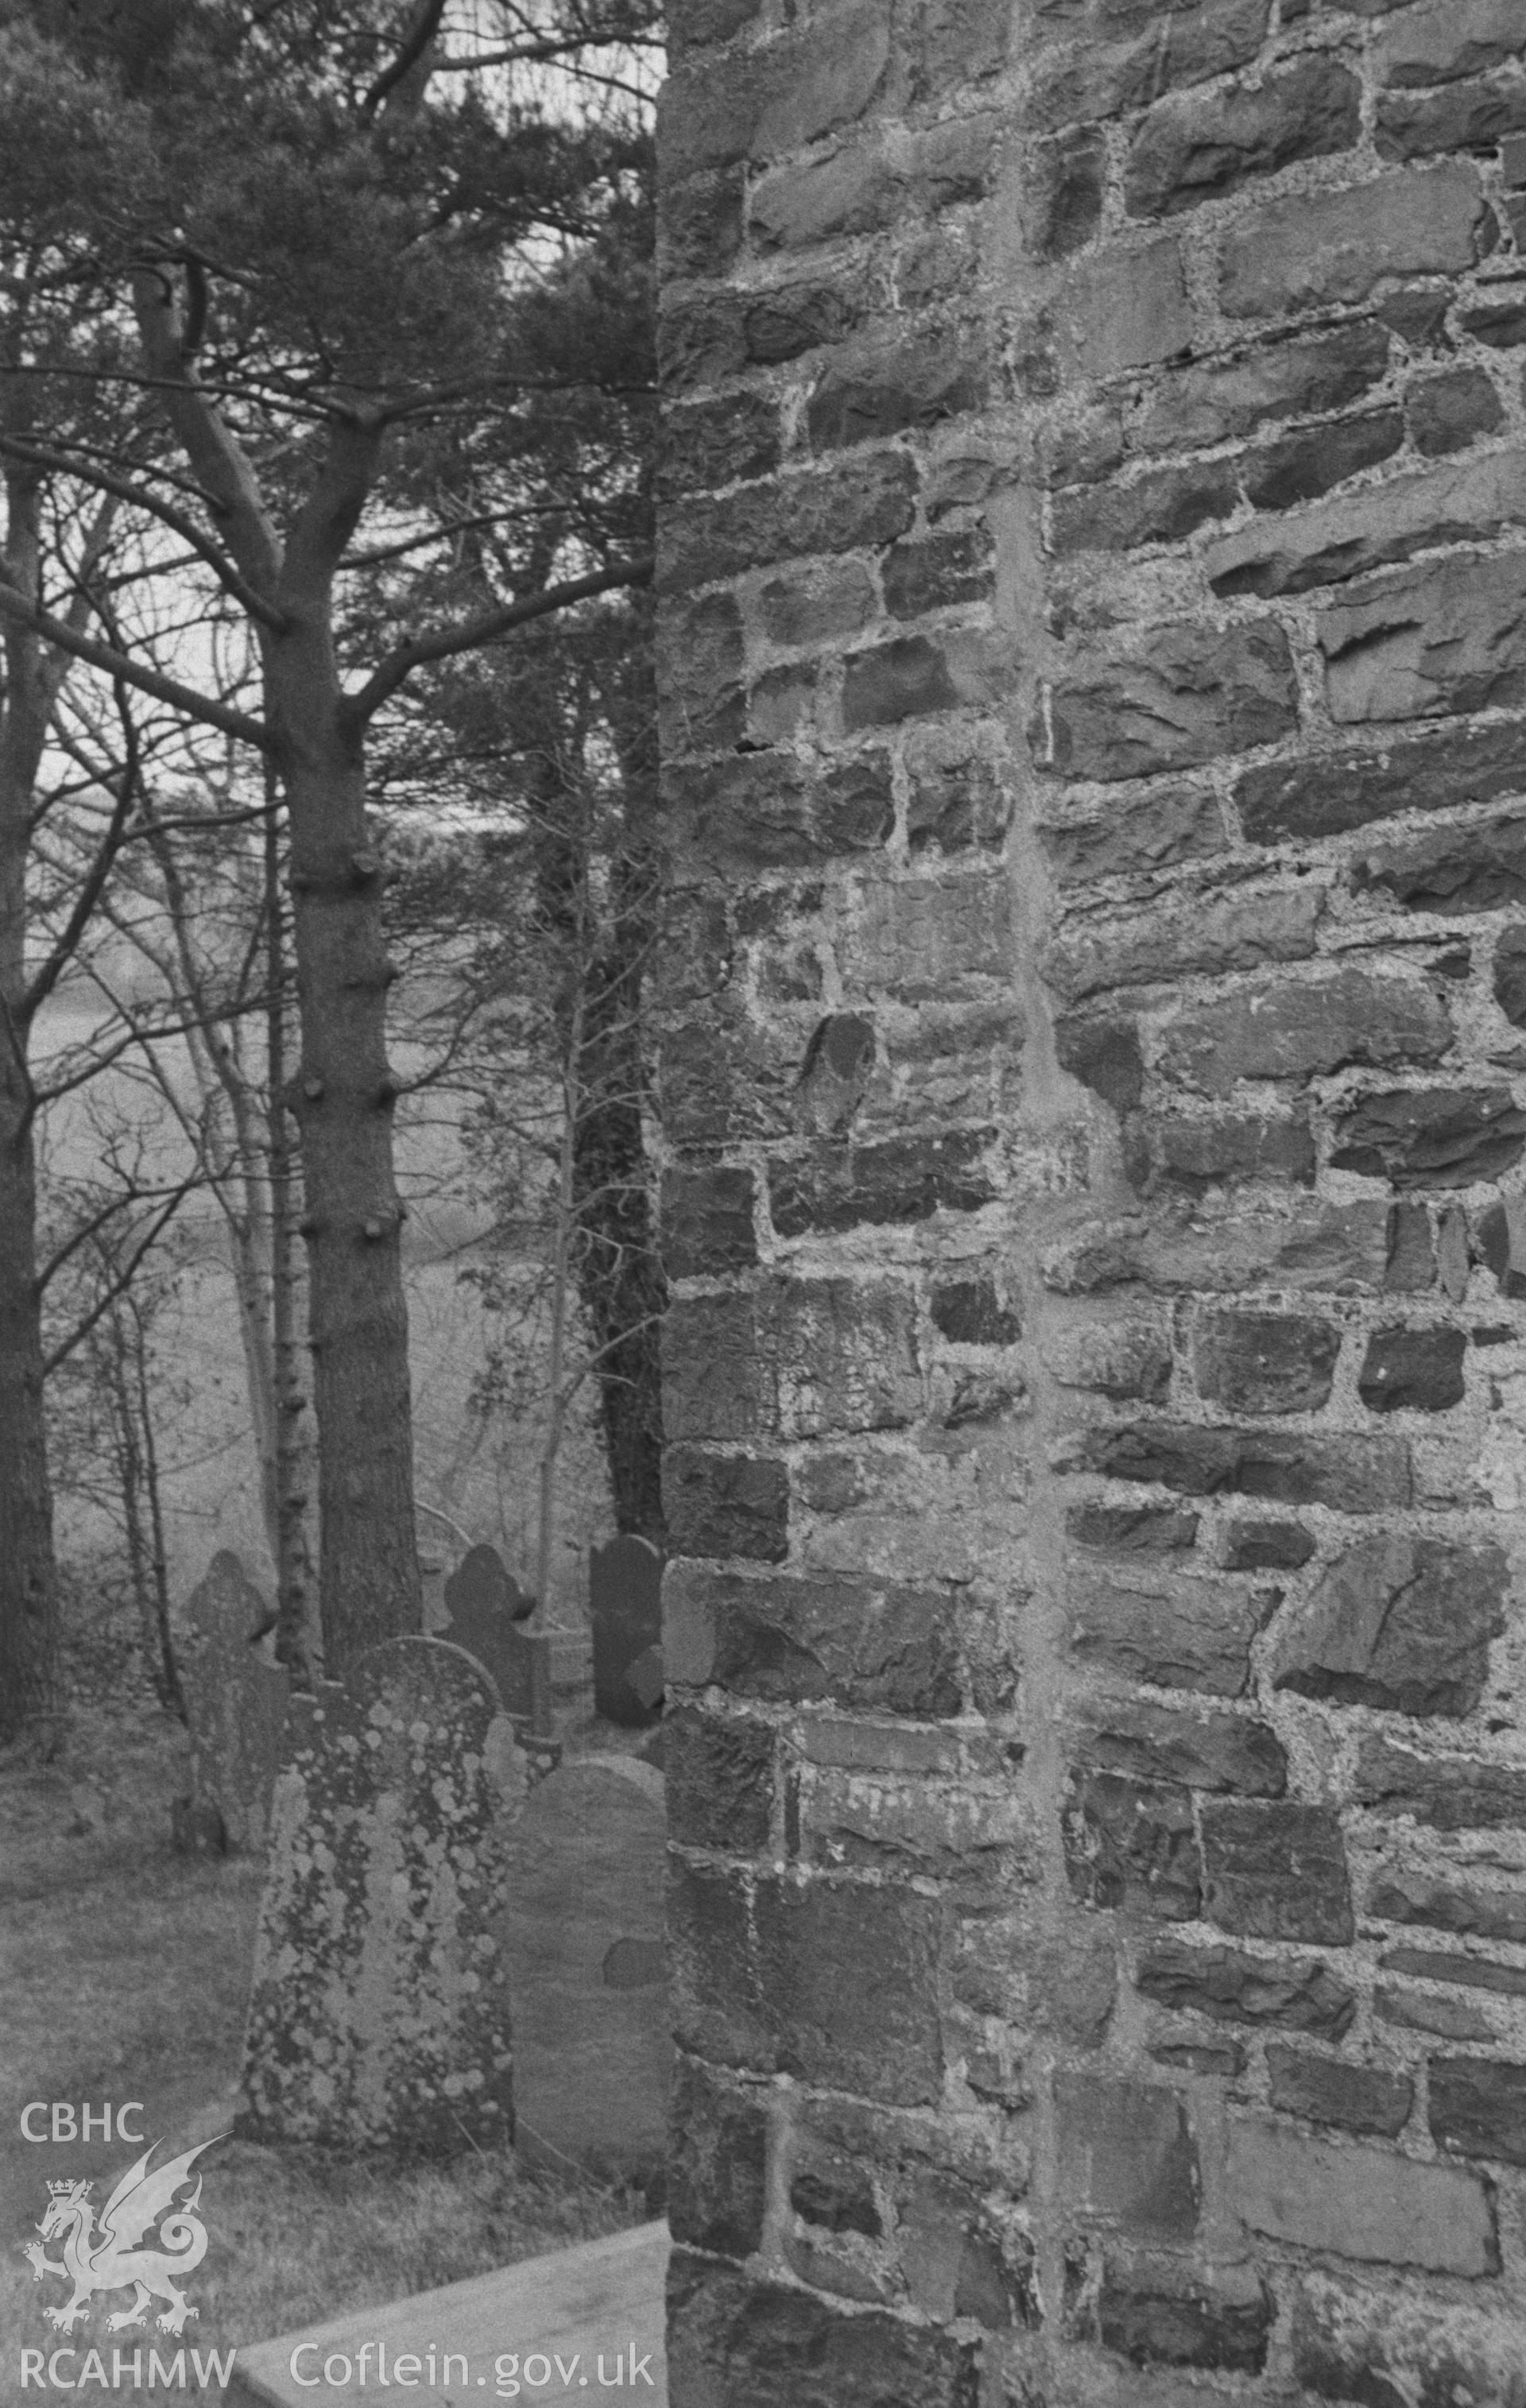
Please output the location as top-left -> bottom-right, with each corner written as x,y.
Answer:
525,640 -> 667,1546
130,1299 -> 183,1719
265,777 -> 316,1685
270,629 -> 420,1678
132,269 -> 423,1677
577,635 -> 665,1543
572,980 -> 666,1543
0,1025 -> 57,1741
0,476 -> 59,1743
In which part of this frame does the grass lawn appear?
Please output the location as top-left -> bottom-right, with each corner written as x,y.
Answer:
0,1694 -> 644,2408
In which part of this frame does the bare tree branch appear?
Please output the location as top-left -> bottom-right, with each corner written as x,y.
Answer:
22,677 -> 142,1024
0,436 -> 288,633
33,1188 -> 153,1300
130,264 -> 285,600
343,505 -> 564,571
41,1177 -> 201,1376
0,581 -> 269,749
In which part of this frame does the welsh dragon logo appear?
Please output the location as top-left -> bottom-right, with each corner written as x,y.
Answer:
21,2136 -> 220,2336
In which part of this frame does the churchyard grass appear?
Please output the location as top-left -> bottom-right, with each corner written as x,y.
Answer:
0,1694 -> 642,2406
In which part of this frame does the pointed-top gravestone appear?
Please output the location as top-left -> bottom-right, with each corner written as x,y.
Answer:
238,1635 -> 523,2156
438,1543 -> 537,1720
177,1550 -> 289,1852
591,1535 -> 664,1729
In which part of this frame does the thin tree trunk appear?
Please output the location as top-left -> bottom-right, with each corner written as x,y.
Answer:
523,719 -> 666,1546
272,633 -> 420,1676
577,629 -> 666,1543
531,990 -> 584,1737
103,1317 -> 157,1702
568,885 -> 666,1543
195,1021 -> 281,1560
172,1011 -> 284,1563
0,1047 -> 57,1743
129,1298 -> 183,1720
571,988 -> 666,1543
227,1186 -> 280,1555
265,767 -> 315,1683
145,807 -> 284,1563
0,472 -> 58,1745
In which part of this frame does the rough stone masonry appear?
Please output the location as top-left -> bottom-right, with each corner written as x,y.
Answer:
653,0 -> 1526,2398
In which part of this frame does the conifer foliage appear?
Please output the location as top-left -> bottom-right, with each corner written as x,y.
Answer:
0,0 -> 656,1716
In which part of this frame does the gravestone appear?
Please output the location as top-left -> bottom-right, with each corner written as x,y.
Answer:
498,1754 -> 668,2188
591,1536 -> 664,1728
176,1550 -> 289,1852
439,1543 -> 536,1719
238,1636 -> 523,2155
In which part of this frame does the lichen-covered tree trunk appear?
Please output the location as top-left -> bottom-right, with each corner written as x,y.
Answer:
271,633 -> 420,1677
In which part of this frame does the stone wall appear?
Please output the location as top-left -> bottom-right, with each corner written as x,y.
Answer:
653,0 -> 1526,2395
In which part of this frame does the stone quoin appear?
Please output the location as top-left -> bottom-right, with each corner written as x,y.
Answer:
654,0 -> 1526,2395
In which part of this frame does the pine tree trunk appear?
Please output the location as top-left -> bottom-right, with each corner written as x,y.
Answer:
270,633 -> 420,1676
572,1054 -> 666,1542
122,282 -> 420,1679
525,701 -> 667,1545
578,627 -> 665,1543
